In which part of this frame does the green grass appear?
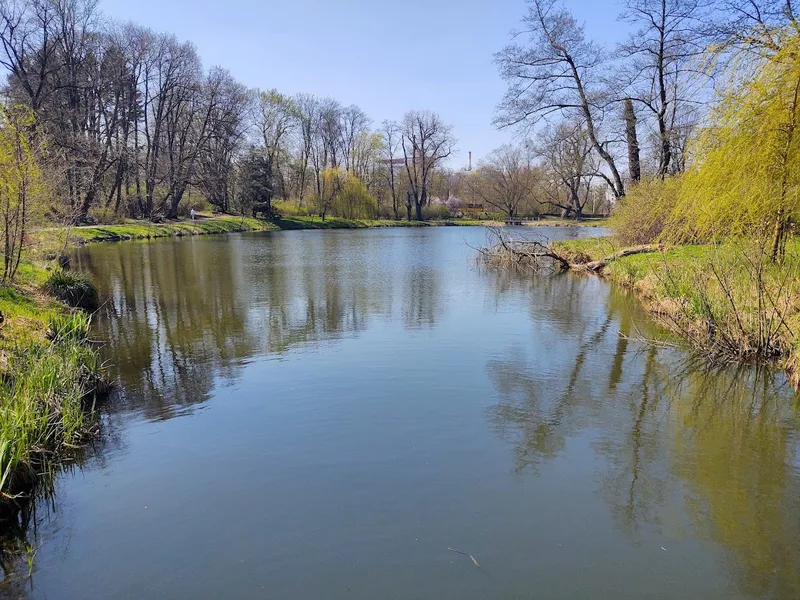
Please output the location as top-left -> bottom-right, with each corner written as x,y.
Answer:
69,215 -> 277,243
43,269 -> 99,310
0,258 -> 103,525
526,216 -> 609,228
37,213 -> 605,249
36,215 -> 494,246
275,216 -> 491,230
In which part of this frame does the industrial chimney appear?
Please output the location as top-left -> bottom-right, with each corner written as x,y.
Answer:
468,151 -> 472,171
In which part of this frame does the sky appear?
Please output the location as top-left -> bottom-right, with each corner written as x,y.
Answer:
101,0 -> 625,165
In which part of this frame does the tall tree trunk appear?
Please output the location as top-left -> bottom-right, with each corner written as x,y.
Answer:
771,75 -> 800,262
390,167 -> 398,220
623,98 -> 641,183
770,209 -> 786,262
568,57 -> 625,198
570,184 -> 582,221
415,187 -> 425,221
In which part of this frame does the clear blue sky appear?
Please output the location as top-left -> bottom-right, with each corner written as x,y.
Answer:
102,0 -> 624,165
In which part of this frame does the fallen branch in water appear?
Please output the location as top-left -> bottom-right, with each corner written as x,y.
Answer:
475,228 -> 570,271
477,227 -> 660,273
447,547 -> 481,567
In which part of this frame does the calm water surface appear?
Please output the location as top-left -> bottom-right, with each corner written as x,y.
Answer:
4,226 -> 800,599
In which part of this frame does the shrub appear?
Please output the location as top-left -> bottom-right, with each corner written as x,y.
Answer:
272,199 -> 311,216
640,240 -> 799,362
44,269 -> 99,311
422,204 -> 452,220
48,312 -> 91,344
376,203 -> 400,220
178,192 -> 212,217
611,177 -> 680,245
88,205 -> 127,225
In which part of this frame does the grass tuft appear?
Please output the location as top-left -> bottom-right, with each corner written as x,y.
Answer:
43,269 -> 99,311
0,258 -> 105,530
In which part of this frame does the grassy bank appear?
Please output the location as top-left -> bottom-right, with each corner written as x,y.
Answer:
63,215 -> 277,244
37,214 -> 605,248
36,214 -> 502,246
273,216 -> 494,230
0,261 -> 103,526
553,237 -> 800,389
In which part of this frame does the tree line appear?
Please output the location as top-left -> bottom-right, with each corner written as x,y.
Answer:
0,0 -> 619,242
0,0 -> 793,265
0,0 -> 458,227
495,0 -> 800,250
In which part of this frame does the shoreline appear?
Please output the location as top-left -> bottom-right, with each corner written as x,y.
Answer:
0,262 -> 106,532
551,237 -> 800,392
36,215 -> 608,247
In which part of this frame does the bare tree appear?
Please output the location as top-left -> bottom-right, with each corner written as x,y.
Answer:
706,0 -> 798,53
0,0 -> 62,114
618,0 -> 708,177
536,121 -> 597,220
380,119 -> 402,220
468,144 -> 540,219
292,93 -> 318,203
306,97 -> 342,199
255,89 -> 296,203
158,41 -> 206,219
0,0 -> 115,220
401,110 -> 455,221
495,0 -> 626,198
350,130 -> 381,185
338,104 -> 370,174
196,70 -> 251,212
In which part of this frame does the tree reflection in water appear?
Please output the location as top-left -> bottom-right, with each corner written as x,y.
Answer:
73,231 -> 445,422
484,267 -> 800,599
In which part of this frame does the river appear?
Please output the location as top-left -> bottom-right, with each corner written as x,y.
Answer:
3,226 -> 800,599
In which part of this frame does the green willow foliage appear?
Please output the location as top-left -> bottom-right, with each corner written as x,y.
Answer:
661,31 -> 800,255
330,174 -> 378,220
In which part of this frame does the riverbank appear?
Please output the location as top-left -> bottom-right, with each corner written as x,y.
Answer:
0,261 -> 104,527
36,214 -> 607,247
36,216 -> 489,245
552,237 -> 800,390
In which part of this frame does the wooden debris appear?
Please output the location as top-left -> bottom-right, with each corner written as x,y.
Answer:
447,547 -> 480,567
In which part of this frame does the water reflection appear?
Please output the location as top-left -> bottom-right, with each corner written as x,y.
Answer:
667,370 -> 800,599
19,226 -> 794,600
485,268 -> 800,599
74,231 -> 446,421
77,238 -> 258,420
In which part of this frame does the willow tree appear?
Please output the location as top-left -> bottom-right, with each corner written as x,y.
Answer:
667,32 -> 800,260
331,173 -> 377,219
314,167 -> 342,221
0,105 -> 43,282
